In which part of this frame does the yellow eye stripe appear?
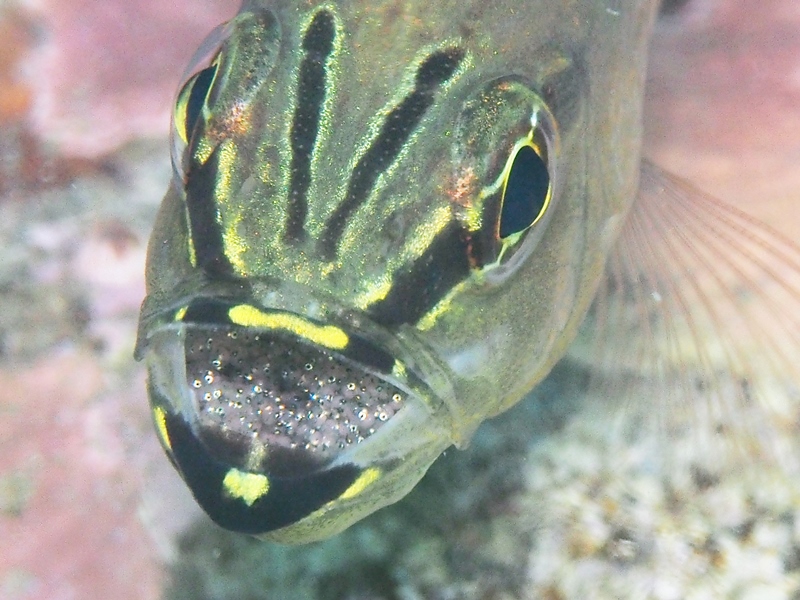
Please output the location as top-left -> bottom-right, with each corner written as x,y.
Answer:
173,78 -> 195,146
152,406 -> 172,451
227,304 -> 349,349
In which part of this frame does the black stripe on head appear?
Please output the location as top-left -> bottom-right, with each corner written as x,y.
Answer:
367,222 -> 472,327
285,10 -> 336,241
318,47 -> 465,259
185,146 -> 235,278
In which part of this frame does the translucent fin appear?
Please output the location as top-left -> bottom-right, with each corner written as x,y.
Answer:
581,162 -> 800,473
527,162 -> 800,596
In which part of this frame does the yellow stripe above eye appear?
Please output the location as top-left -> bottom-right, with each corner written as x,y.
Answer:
227,305 -> 349,350
222,468 -> 270,506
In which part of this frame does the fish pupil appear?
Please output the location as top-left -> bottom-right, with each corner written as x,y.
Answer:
499,144 -> 550,239
183,64 -> 217,142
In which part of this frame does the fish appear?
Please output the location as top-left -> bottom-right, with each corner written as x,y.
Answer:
135,0 -> 800,553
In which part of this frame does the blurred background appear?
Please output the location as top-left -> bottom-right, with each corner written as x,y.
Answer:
0,0 -> 798,598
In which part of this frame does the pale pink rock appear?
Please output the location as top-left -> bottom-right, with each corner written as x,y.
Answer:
644,0 -> 800,235
21,0 -> 238,157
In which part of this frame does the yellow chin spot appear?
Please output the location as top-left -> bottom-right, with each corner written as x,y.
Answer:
152,406 -> 171,451
338,467 -> 381,501
222,469 -> 270,506
227,305 -> 349,350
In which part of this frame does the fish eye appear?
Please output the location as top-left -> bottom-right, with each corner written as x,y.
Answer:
487,121 -> 555,274
171,18 -> 234,133
452,77 -> 559,275
498,141 -> 551,240
170,21 -> 229,184
168,8 -> 281,188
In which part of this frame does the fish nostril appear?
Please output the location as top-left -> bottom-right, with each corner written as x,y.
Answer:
183,326 -> 405,463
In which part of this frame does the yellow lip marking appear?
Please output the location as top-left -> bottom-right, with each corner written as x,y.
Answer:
222,468 -> 270,506
354,275 -> 393,310
152,406 -> 172,451
186,224 -> 198,268
391,360 -> 407,379
174,306 -> 188,322
227,305 -> 349,350
338,467 -> 381,501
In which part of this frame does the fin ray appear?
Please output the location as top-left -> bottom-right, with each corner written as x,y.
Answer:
529,161 -> 800,593
572,160 -> 800,482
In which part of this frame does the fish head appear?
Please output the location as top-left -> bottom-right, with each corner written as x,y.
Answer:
136,0 -> 658,542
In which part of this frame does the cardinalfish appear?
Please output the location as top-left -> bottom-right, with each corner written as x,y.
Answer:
135,0 -> 800,548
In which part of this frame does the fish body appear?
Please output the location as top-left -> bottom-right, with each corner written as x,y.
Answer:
136,0 -> 800,546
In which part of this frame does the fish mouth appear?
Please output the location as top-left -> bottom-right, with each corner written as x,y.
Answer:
182,313 -> 407,471
140,295 -> 446,535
